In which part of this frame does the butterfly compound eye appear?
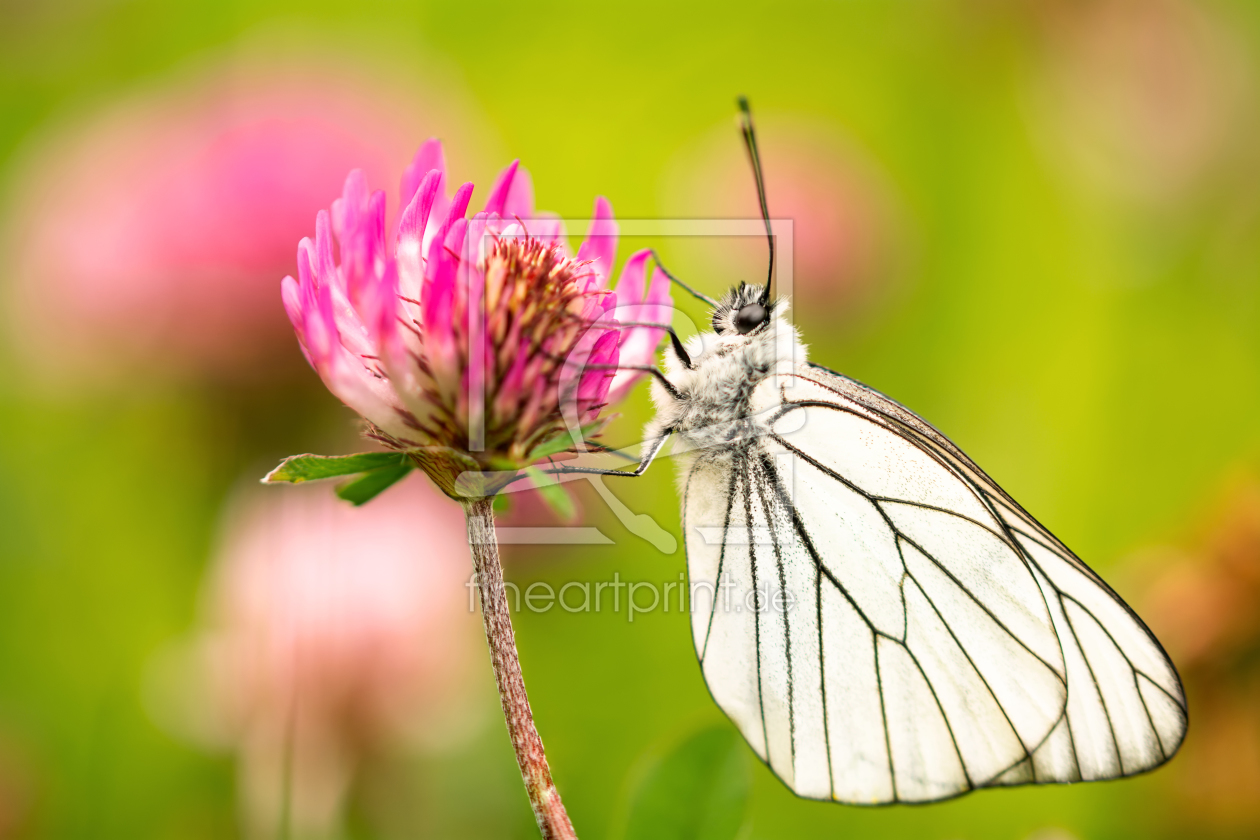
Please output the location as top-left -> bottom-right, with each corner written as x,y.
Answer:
733,303 -> 768,334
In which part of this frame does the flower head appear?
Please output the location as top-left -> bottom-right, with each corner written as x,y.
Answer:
283,142 -> 671,497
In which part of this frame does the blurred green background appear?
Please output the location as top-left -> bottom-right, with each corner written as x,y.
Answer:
2,1 -> 1260,838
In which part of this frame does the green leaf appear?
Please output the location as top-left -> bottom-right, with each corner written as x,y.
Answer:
618,726 -> 751,840
521,466 -> 575,522
262,452 -> 406,483
526,419 -> 609,461
335,462 -> 414,506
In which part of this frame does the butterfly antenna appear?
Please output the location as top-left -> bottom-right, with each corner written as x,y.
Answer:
649,250 -> 719,308
738,97 -> 774,305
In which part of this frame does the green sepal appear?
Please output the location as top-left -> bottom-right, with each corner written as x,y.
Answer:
521,466 -> 576,522
335,461 -> 414,506
263,452 -> 406,483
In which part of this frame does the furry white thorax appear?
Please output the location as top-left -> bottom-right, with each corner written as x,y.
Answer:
647,299 -> 807,463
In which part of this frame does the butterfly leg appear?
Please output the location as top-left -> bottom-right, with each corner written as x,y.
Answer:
531,435 -> 677,551
602,320 -> 693,369
543,432 -> 672,479
459,431 -> 670,495
581,441 -> 638,461
579,363 -> 683,400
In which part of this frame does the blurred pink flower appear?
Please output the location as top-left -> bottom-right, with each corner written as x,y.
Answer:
283,143 -> 671,495
177,477 -> 481,838
1024,0 -> 1250,206
5,57 -> 440,381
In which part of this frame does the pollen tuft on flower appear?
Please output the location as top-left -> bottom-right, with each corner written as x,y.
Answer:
417,233 -> 618,471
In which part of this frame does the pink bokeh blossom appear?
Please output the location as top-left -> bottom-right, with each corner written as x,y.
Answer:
6,59 -> 436,380
1025,0 -> 1248,207
182,477 -> 480,837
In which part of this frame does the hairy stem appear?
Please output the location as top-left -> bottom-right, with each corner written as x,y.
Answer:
463,498 -> 577,839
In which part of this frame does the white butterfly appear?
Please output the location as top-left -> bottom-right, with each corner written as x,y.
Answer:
554,100 -> 1186,804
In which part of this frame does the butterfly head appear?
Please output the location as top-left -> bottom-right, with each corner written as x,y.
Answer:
711,283 -> 777,336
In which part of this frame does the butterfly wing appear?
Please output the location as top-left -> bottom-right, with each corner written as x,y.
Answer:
681,361 -> 1187,804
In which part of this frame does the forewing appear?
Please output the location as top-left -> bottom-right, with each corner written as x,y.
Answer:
772,362 -> 1187,789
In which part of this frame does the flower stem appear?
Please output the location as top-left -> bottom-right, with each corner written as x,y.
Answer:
463,498 -> 577,839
